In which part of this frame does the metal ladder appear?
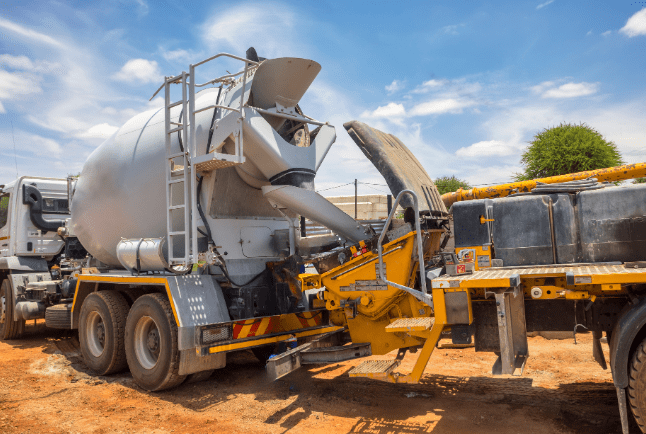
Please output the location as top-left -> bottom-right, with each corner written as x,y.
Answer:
163,71 -> 191,267
155,53 -> 261,268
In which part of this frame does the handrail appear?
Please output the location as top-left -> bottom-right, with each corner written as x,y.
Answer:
150,52 -> 260,100
377,190 -> 432,307
187,53 -> 252,262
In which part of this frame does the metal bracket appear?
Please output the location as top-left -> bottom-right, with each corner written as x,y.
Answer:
491,286 -> 529,376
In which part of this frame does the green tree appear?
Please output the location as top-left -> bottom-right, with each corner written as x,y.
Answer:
434,176 -> 471,195
634,177 -> 646,184
514,123 -> 623,181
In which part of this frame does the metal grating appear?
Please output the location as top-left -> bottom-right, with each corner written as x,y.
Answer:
195,159 -> 241,173
349,360 -> 399,375
202,325 -> 232,345
442,264 -> 646,283
385,317 -> 434,331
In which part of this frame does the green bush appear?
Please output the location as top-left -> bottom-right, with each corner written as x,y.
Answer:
515,123 -> 623,181
434,176 -> 471,195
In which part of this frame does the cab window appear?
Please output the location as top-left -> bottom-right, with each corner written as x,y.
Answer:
0,194 -> 9,228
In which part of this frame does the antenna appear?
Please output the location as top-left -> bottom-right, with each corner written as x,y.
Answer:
10,119 -> 18,178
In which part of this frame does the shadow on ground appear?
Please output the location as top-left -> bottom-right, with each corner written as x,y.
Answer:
11,325 -> 633,434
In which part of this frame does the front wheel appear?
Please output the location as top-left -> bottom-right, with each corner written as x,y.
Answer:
0,279 -> 25,340
628,337 -> 646,432
125,293 -> 185,391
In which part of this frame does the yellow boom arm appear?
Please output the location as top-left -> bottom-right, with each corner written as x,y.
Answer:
441,162 -> 646,208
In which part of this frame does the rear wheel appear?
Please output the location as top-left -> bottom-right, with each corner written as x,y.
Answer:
0,279 -> 24,340
79,291 -> 129,375
628,337 -> 646,432
125,293 -> 185,391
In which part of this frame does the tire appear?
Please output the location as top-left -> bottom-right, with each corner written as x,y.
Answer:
629,338 -> 646,432
79,291 -> 129,375
125,293 -> 185,391
0,279 -> 25,340
45,304 -> 72,329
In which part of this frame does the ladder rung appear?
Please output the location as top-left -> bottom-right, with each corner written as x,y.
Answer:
168,126 -> 184,134
168,152 -> 185,159
168,231 -> 186,236
168,178 -> 185,184
169,205 -> 185,210
167,101 -> 183,109
170,121 -> 184,126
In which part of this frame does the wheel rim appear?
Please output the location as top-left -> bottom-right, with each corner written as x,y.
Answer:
134,315 -> 160,370
85,311 -> 106,358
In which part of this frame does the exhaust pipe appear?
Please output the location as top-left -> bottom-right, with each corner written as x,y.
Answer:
262,185 -> 371,244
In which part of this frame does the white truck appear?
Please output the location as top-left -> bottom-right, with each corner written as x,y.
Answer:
0,176 -> 88,339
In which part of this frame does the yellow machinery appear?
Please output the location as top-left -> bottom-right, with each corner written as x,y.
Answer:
441,162 -> 646,208
294,191 -> 472,383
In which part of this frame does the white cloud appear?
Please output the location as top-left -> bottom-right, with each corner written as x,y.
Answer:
620,8 -> 646,37
586,30 -> 593,36
113,59 -> 162,84
410,98 -> 477,116
601,30 -> 612,37
76,123 -> 119,139
0,102 -> 5,114
441,24 -> 463,35
536,0 -> 555,10
0,69 -> 42,100
22,133 -> 62,154
412,79 -> 447,94
0,54 -> 34,70
361,102 -> 406,119
201,3 -> 299,59
385,79 -> 404,94
134,0 -> 149,16
162,49 -> 194,63
456,140 -> 519,158
0,17 -> 66,49
532,81 -> 598,98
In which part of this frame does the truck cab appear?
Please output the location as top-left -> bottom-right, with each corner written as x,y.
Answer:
0,176 -> 74,340
0,176 -> 69,259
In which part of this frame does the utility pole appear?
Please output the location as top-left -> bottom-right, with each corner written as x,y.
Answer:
354,179 -> 358,219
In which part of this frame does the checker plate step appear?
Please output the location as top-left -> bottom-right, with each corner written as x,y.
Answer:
385,317 -> 434,332
349,360 -> 400,377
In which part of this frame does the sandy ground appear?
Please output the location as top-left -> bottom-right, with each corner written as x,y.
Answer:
0,321 -> 635,434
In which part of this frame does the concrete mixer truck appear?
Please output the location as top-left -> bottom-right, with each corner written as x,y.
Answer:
1,49 -> 450,391
6,47 -> 646,433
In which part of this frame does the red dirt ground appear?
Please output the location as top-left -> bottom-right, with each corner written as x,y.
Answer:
0,321 -> 633,433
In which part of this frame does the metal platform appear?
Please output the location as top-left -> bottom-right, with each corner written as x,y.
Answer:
431,264 -> 646,289
349,360 -> 400,377
385,317 -> 434,333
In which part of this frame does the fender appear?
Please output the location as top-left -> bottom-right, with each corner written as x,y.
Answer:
609,298 -> 646,389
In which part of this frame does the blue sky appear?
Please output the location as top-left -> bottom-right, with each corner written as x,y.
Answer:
1,1 -> 645,196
